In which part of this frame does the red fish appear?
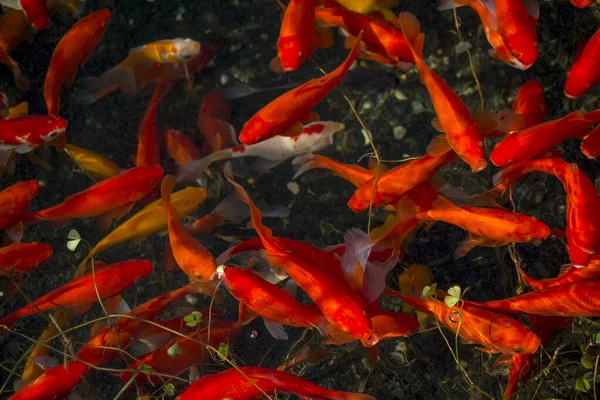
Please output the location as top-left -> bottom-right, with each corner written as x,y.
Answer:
0,115 -> 67,167
184,195 -> 248,235
565,27 -> 600,98
8,361 -> 88,400
491,158 -> 600,267
136,83 -> 162,167
238,36 -> 360,144
44,9 -> 110,115
581,124 -> 600,159
386,287 -> 540,354
293,153 -> 376,188
495,354 -> 533,399
479,281 -> 600,317
161,175 -> 217,281
520,257 -> 600,291
273,0 -> 319,71
0,180 -> 39,232
0,242 -> 52,275
398,12 -> 486,172
221,265 -> 327,339
26,166 -> 162,228
0,260 -> 153,331
490,111 -> 593,167
493,0 -> 538,68
175,366 -> 376,400
197,90 -> 236,154
165,129 -> 201,166
314,4 -> 414,67
571,0 -> 594,7
512,80 -> 547,127
0,10 -> 31,90
347,150 -> 457,212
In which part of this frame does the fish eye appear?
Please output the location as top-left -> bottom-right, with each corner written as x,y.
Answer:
298,50 -> 304,58
149,180 -> 156,186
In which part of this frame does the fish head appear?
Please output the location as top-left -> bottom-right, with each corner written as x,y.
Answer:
174,38 -> 201,63
277,36 -> 311,72
41,116 -> 68,143
488,315 -> 540,354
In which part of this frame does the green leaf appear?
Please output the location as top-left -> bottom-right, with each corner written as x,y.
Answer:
164,383 -> 175,396
447,285 -> 461,299
183,310 -> 203,327
595,333 -> 600,344
581,354 -> 594,369
576,378 -> 591,392
167,342 -> 182,358
218,342 -> 229,358
67,229 -> 81,240
422,283 -> 437,298
139,364 -> 152,374
444,295 -> 460,308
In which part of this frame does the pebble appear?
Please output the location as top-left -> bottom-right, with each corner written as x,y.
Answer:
411,101 -> 425,114
455,41 -> 472,55
392,89 -> 408,101
286,181 -> 300,195
393,126 -> 407,140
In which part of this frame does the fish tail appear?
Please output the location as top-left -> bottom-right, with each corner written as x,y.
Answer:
0,49 -> 29,91
0,313 -> 17,333
75,65 -> 136,105
398,12 -> 425,60
329,30 -> 362,84
291,154 -> 319,179
437,0 -> 470,11
160,175 -> 178,221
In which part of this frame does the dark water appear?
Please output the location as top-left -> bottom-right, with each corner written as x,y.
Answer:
0,0 -> 599,399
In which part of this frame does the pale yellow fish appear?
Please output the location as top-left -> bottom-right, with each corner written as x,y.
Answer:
336,0 -> 399,15
64,143 -> 121,181
397,264 -> 434,327
7,101 -> 28,119
47,0 -> 85,16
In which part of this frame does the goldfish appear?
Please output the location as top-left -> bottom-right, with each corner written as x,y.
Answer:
238,37 -> 360,144
123,38 -> 200,66
495,353 -> 533,399
479,281 -> 600,317
0,115 -> 67,168
47,0 -> 85,16
0,92 -> 7,118
570,0 -> 594,7
398,12 -> 486,172
387,287 -> 540,354
136,83 -> 163,167
564,27 -> 600,98
26,165 -> 162,228
197,90 -> 236,154
493,0 -> 538,68
76,43 -> 214,104
44,9 -> 110,115
224,163 -> 379,347
6,101 -> 29,119
292,153 -> 377,187
77,283 -> 198,365
8,361 -> 88,400
0,260 -> 153,331
314,4 -> 414,68
520,257 -> 600,291
491,158 -> 600,266
121,319 -> 244,385
178,121 -> 344,183
511,80 -> 547,127
333,0 -> 399,15
161,175 -> 217,281
0,180 -> 39,232
373,196 -> 550,259
272,0 -> 327,72
184,194 -> 249,235
0,0 -> 49,31
0,10 -> 30,90
581,125 -> 600,159
220,265 -> 328,339
165,129 -> 202,166
175,366 -> 377,400
490,111 -> 593,166
0,242 -> 52,275
64,143 -> 121,181
347,150 -> 457,212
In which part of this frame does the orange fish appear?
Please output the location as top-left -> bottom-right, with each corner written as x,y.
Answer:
520,256 -> 600,291
123,38 -> 200,66
26,166 -> 162,228
348,150 -> 457,212
0,242 -> 52,275
0,180 -> 39,231
581,124 -> 600,159
495,353 -> 533,399
387,287 -> 540,354
314,3 -> 414,67
5,0 -> 50,30
161,175 -> 217,281
565,27 -> 600,98
136,83 -> 162,167
511,80 -> 547,127
220,265 -> 327,340
8,361 -> 88,400
570,0 -> 594,7
165,129 -> 202,166
238,36 -> 360,144
184,194 -> 248,235
197,90 -> 236,154
64,143 -> 121,181
493,0 -> 538,68
292,153 -> 378,188
175,366 -> 375,400
490,111 -> 593,167
0,260 -> 153,331
374,196 -> 550,259
398,12 -> 486,172
224,164 -> 379,347
491,158 -> 600,267
44,9 -> 110,115
0,10 -> 30,90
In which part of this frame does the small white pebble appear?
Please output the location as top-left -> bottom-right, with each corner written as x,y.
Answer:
361,100 -> 373,111
393,126 -> 407,141
38,180 -> 46,187
392,89 -> 407,101
411,101 -> 425,114
260,33 -> 269,40
286,181 -> 300,195
219,74 -> 230,86
246,177 -> 255,184
455,41 -> 472,55
361,129 -> 373,146
185,294 -> 198,305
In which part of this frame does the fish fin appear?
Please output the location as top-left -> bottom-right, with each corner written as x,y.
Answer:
340,228 -> 371,292
430,117 -> 444,132
437,0 -> 469,10
34,355 -> 59,370
281,280 -> 298,297
0,149 -> 14,168
213,194 -> 250,223
314,25 -> 334,49
268,56 -> 285,73
426,135 -> 451,157
363,255 -> 398,304
89,320 -> 107,338
129,333 -> 172,357
250,158 -> 284,173
13,379 -> 29,392
97,202 -> 134,230
524,0 -> 539,22
395,195 -> 420,220
0,51 -> 29,91
398,12 -> 424,58
475,346 -> 500,354
77,66 -> 137,104
52,218 -> 71,228
454,234 -> 508,259
4,222 -> 23,244
264,319 -> 288,340
280,121 -> 304,138
238,302 -> 258,326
